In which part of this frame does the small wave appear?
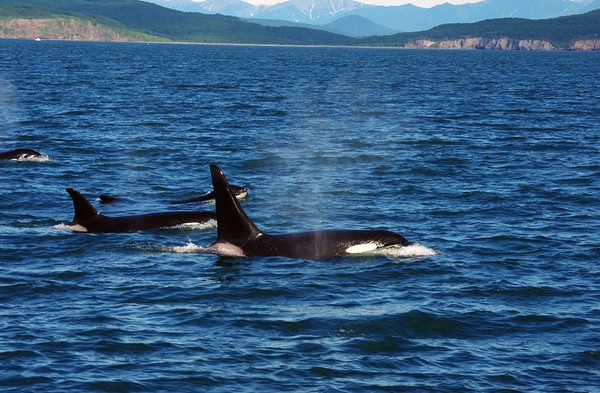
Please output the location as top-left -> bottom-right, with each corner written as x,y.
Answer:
52,223 -> 72,231
172,239 -> 214,254
51,220 -> 217,232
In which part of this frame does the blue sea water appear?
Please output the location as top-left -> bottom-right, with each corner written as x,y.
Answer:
1,40 -> 599,392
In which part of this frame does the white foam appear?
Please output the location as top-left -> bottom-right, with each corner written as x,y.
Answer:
52,223 -> 81,231
171,219 -> 217,230
17,153 -> 49,162
172,239 -> 213,254
171,239 -> 248,257
375,243 -> 438,258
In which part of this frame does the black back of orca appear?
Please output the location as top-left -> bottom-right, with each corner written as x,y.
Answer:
66,188 -> 216,233
0,149 -> 41,160
209,164 -> 411,260
170,185 -> 247,204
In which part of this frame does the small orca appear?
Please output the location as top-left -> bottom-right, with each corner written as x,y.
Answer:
98,194 -> 120,204
171,185 -> 247,204
207,164 -> 413,260
65,188 -> 216,233
0,149 -> 41,160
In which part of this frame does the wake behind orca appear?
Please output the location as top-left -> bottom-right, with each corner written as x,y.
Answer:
207,164 -> 413,260
65,188 -> 216,233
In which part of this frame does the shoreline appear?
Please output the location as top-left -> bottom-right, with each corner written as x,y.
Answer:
4,36 -> 600,51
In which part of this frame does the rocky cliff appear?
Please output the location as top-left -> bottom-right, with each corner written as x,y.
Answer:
1,18 -> 599,50
403,37 -> 600,50
564,39 -> 600,50
404,37 -> 556,50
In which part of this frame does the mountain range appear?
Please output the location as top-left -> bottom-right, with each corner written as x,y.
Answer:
143,0 -> 600,36
1,0 -> 598,49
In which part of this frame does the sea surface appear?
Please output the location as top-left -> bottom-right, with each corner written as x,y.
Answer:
1,40 -> 599,392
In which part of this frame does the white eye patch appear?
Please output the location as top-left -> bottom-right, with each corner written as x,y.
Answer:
345,243 -> 378,254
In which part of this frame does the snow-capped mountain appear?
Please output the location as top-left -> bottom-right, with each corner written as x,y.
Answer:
143,0 -> 600,33
255,0 -> 370,24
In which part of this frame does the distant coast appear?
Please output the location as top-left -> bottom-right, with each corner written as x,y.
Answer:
0,0 -> 598,50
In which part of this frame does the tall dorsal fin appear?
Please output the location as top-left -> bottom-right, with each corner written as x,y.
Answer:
210,164 -> 261,246
66,188 -> 104,225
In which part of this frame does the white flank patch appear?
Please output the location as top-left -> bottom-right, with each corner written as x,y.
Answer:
236,191 -> 248,199
346,242 -> 378,254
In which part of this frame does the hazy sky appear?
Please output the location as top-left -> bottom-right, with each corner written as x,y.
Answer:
359,0 -> 482,6
241,0 -> 484,6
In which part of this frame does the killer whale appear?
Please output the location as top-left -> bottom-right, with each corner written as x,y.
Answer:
65,188 -> 216,233
170,184 -> 247,204
207,164 -> 413,260
0,149 -> 41,160
98,185 -> 247,205
98,194 -> 120,204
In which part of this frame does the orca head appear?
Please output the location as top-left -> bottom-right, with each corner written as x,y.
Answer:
66,188 -> 105,232
231,185 -> 248,200
209,164 -> 262,254
98,194 -> 118,203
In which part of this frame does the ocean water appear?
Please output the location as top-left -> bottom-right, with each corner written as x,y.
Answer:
1,40 -> 599,392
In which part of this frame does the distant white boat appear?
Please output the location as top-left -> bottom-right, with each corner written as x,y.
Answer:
35,38 -> 41,42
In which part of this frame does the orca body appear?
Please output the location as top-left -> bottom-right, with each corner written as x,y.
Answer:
0,149 -> 41,160
66,188 -> 216,233
207,164 -> 412,260
171,185 -> 247,204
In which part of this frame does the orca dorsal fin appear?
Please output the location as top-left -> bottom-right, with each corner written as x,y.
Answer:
66,188 -> 103,225
210,164 -> 261,246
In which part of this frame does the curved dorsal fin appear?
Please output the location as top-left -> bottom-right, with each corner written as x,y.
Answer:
66,188 -> 103,225
210,164 -> 261,246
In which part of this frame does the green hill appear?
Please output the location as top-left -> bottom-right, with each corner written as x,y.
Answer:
0,0 -> 355,45
363,9 -> 600,48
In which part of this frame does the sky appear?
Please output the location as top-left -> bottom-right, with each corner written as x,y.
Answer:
358,0 -> 483,6
238,0 -> 484,6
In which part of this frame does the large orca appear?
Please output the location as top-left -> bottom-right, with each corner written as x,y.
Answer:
0,149 -> 41,160
65,188 -> 216,233
170,184 -> 247,204
207,164 -> 413,260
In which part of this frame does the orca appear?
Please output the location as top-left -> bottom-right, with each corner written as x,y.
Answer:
0,149 -> 41,160
65,188 -> 216,233
207,164 -> 413,260
170,184 -> 247,204
98,194 -> 120,204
